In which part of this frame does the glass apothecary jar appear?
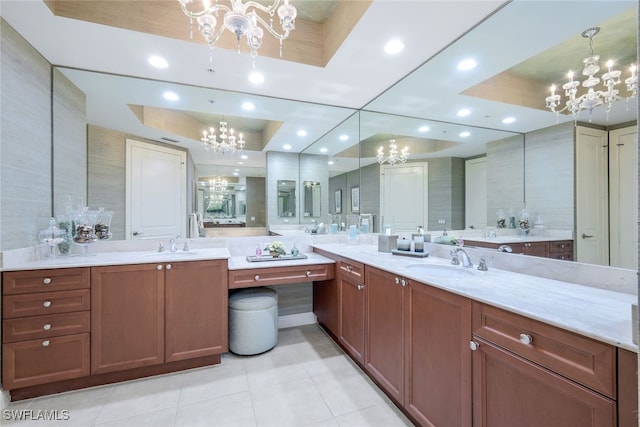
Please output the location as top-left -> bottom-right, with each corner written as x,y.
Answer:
38,217 -> 66,258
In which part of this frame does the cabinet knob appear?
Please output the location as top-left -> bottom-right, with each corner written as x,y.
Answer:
519,333 -> 533,345
43,324 -> 51,330
42,340 -> 50,347
255,275 -> 260,281
395,277 -> 400,285
469,341 -> 480,351
346,265 -> 352,272
43,301 -> 52,308
43,277 -> 52,285
400,278 -> 407,287
306,271 -> 311,277
357,284 -> 364,291
166,264 -> 172,270
157,265 -> 163,270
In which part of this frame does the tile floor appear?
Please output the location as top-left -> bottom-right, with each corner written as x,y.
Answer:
3,325 -> 414,427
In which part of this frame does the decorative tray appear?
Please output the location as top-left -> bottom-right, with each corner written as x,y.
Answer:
246,254 -> 308,262
391,249 -> 429,258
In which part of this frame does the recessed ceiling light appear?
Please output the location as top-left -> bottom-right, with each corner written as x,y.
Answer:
240,154 -> 248,160
418,125 -> 430,132
233,172 -> 239,176
163,91 -> 179,101
234,169 -> 239,172
457,58 -> 477,71
328,161 -> 335,165
339,134 -> 349,141
502,117 -> 516,124
297,130 -> 307,137
320,147 -> 328,153
459,131 -> 471,138
237,161 -> 244,165
241,102 -> 255,111
283,144 -> 292,150
249,71 -> 264,84
457,108 -> 471,117
384,39 -> 404,55
148,55 -> 168,69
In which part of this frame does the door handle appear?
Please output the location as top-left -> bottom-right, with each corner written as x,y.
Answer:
581,233 -> 594,239
132,231 -> 143,236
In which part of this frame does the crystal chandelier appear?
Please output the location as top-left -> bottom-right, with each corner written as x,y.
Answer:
177,0 -> 297,64
377,139 -> 409,166
201,121 -> 246,153
545,27 -> 638,122
209,177 -> 228,193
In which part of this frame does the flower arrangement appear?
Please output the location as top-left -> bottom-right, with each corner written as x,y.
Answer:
265,241 -> 286,256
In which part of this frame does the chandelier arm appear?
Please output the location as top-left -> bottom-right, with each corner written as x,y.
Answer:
179,3 -> 232,18
251,13 -> 291,40
207,24 -> 228,48
242,0 -> 282,15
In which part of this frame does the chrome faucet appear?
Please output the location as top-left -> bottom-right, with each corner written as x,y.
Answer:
169,235 -> 180,252
454,247 -> 473,268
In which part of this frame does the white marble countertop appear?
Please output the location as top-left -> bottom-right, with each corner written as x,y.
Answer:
313,243 -> 638,353
228,252 -> 335,270
0,248 -> 231,271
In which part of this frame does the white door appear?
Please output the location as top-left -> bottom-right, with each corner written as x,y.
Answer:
609,125 -> 638,269
380,162 -> 428,233
126,139 -> 186,240
465,157 -> 487,230
575,126 -> 608,265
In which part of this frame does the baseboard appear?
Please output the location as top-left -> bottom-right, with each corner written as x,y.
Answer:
278,312 -> 317,329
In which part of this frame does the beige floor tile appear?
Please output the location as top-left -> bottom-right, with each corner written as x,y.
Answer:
175,391 -> 256,427
313,367 -> 387,417
245,348 -> 310,389
94,406 -> 177,427
179,361 -> 249,405
250,377 -> 333,427
335,404 -> 414,427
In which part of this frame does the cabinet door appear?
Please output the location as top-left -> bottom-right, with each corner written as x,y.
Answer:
472,338 -> 616,427
522,242 -> 548,257
165,260 -> 228,362
339,274 -> 365,365
313,275 -> 339,337
406,283 -> 472,427
365,266 -> 405,404
91,264 -> 164,374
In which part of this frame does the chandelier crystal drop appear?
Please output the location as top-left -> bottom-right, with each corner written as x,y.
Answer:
177,0 -> 297,65
377,139 -> 409,166
545,27 -> 638,122
201,120 -> 246,153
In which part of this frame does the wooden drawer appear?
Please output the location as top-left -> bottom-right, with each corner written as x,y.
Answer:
549,240 -> 573,253
472,302 -> 615,398
2,333 -> 90,389
3,290 -> 90,319
2,268 -> 89,295
338,259 -> 364,282
228,264 -> 333,289
548,252 -> 573,261
3,311 -> 90,343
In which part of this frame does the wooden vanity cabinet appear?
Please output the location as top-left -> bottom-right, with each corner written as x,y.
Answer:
337,259 -> 366,365
2,268 -> 91,390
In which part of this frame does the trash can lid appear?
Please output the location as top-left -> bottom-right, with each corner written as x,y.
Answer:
229,287 -> 278,310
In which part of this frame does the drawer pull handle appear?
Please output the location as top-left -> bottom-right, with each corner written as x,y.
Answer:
345,265 -> 352,271
255,275 -> 260,281
166,264 -> 172,270
43,277 -> 52,285
42,340 -> 50,347
357,284 -> 364,291
469,341 -> 480,351
43,324 -> 52,330
43,301 -> 52,308
306,271 -> 311,277
157,265 -> 163,270
519,334 -> 533,345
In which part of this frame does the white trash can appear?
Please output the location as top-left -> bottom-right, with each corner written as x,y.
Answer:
228,287 -> 278,355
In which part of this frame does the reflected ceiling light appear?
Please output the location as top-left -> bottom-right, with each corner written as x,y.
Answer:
149,55 -> 168,68
545,27 -> 638,122
233,172 -> 239,176
418,125 -> 430,132
201,120 -> 246,153
459,131 -> 471,138
297,130 -> 307,137
237,161 -> 244,165
457,108 -> 471,117
502,117 -> 516,124
249,71 -> 265,84
377,139 -> 409,166
241,101 -> 255,111
283,144 -> 292,150
234,168 -> 240,172
339,134 -> 349,141
328,160 -> 335,165
457,58 -> 477,71
163,91 -> 179,101
319,147 -> 328,153
177,0 -> 297,66
384,39 -> 404,55
240,154 -> 249,160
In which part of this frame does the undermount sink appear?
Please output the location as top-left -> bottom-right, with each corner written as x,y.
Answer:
404,264 -> 475,278
144,251 -> 198,257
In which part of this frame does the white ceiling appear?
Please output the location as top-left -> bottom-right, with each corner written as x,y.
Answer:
1,0 -> 637,178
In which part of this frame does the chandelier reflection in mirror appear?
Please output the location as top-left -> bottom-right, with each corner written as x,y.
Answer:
177,0 -> 297,65
545,27 -> 638,122
202,121 -> 246,153
206,177 -> 230,211
377,139 -> 409,166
